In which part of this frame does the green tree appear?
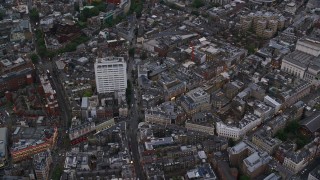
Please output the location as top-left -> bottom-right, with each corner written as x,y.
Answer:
140,52 -> 147,60
192,0 -> 204,8
228,138 -> 236,147
30,53 -> 39,64
38,45 -> 47,58
285,120 -> 299,134
246,43 -> 256,54
0,12 -> 4,21
74,2 -> 80,11
51,165 -> 63,180
240,175 -> 250,180
191,11 -> 199,16
47,51 -> 56,59
275,129 -> 287,141
83,91 -> 93,97
129,0 -> 143,18
77,21 -> 87,29
129,48 -> 135,57
29,8 -> 40,22
81,7 -> 100,21
91,1 -> 107,12
126,80 -> 132,106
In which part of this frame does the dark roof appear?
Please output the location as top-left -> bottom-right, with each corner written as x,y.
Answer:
309,164 -> 320,179
301,111 -> 320,133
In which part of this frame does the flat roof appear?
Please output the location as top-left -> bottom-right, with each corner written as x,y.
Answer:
0,128 -> 7,158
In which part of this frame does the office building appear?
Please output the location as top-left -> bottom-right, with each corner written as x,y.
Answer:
180,87 -> 211,115
33,150 -> 52,180
281,37 -> 320,85
94,57 -> 127,95
283,150 -> 310,174
252,129 -> 281,154
216,113 -> 261,139
185,112 -> 215,135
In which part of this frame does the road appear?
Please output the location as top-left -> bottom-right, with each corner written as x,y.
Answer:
125,55 -> 145,179
269,159 -> 294,179
34,61 -> 71,179
38,61 -> 71,131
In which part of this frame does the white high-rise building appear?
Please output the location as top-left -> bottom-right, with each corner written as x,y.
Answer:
94,57 -> 127,94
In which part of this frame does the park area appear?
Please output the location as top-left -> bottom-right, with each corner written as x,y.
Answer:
275,120 -> 311,149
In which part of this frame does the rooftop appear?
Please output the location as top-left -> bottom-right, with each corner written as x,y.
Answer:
309,165 -> 320,179
243,151 -> 271,173
301,111 -> 320,133
145,137 -> 174,150
283,50 -> 315,69
96,56 -> 125,64
186,163 -> 217,179
0,128 -> 7,158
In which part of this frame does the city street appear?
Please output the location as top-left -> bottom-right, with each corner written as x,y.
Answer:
126,56 -> 144,179
38,61 -> 71,130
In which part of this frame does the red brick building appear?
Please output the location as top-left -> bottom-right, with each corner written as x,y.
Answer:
0,68 -> 35,94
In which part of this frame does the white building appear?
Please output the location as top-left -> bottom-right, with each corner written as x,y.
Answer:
285,2 -> 297,15
281,37 -> 320,83
280,50 -> 314,79
94,57 -> 127,95
296,38 -> 320,57
264,95 -> 282,113
216,113 -> 261,139
216,122 -> 241,139
253,101 -> 274,121
283,150 -> 310,174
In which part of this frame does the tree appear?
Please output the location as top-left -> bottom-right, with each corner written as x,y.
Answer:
38,45 -> 47,58
191,11 -> 199,16
228,138 -> 235,147
246,43 -> 256,54
74,2 -> 80,12
30,53 -> 39,64
51,165 -> 63,180
91,0 -> 107,12
83,91 -> 93,97
192,0 -> 204,8
129,0 -> 143,18
29,8 -> 39,22
80,7 -> 100,21
0,12 -> 4,21
129,48 -> 135,57
240,175 -> 250,180
275,130 -> 287,141
285,120 -> 299,134
140,52 -> 147,60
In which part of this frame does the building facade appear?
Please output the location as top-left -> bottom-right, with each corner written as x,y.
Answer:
180,87 -> 211,115
33,150 -> 52,180
94,57 -> 127,95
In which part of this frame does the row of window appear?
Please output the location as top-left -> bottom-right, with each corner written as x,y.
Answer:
218,131 -> 239,138
96,64 -> 124,68
282,66 -> 302,77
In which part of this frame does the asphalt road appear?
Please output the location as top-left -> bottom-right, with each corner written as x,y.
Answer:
36,61 -> 71,179
126,56 -> 145,179
39,61 -> 71,131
